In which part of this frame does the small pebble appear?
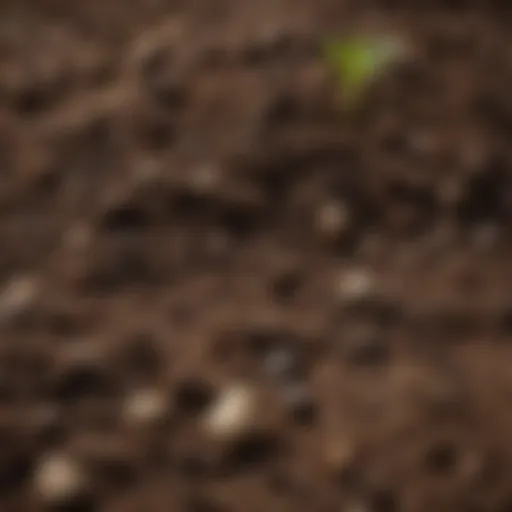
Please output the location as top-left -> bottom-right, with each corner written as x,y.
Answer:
203,384 -> 257,441
316,200 -> 350,242
337,268 -> 375,303
0,276 -> 39,323
34,452 -> 88,504
123,387 -> 167,425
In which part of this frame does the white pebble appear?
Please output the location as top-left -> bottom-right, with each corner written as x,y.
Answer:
34,452 -> 87,504
337,268 -> 375,303
123,388 -> 167,425
0,276 -> 38,321
203,384 -> 256,441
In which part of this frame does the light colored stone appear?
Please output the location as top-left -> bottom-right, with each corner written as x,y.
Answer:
316,200 -> 350,240
0,276 -> 38,321
337,267 -> 375,303
123,387 -> 167,425
203,384 -> 257,441
34,452 -> 87,504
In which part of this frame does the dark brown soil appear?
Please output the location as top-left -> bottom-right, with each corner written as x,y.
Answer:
2,1 -> 512,511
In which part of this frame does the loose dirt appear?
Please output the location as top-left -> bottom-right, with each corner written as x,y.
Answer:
1,1 -> 512,511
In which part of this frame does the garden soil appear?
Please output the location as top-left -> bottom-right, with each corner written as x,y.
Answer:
2,1 -> 512,511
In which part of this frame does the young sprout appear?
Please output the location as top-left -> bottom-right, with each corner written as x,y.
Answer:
324,33 -> 406,108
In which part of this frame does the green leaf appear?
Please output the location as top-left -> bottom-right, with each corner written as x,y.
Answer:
325,35 -> 404,107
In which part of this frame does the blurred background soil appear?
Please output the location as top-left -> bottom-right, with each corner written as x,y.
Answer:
1,1 -> 512,511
